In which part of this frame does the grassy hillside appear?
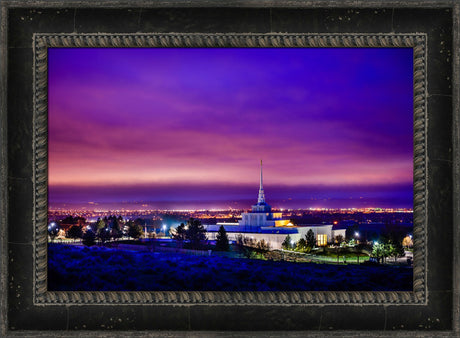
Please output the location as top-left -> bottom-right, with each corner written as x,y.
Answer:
48,243 -> 413,291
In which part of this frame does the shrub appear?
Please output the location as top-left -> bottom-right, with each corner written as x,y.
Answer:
82,230 -> 96,246
127,222 -> 143,239
66,225 -> 83,240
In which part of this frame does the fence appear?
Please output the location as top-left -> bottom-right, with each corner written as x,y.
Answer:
114,243 -> 243,258
115,243 -> 214,256
276,249 -> 370,264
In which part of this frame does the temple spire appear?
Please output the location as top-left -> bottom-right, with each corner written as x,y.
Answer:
257,160 -> 265,204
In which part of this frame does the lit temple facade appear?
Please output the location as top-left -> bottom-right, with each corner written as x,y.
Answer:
205,161 -> 345,250
239,160 -> 290,228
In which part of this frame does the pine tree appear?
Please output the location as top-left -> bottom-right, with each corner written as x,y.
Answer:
282,234 -> 292,250
186,218 -> 207,250
82,229 -> 96,246
296,238 -> 307,251
335,234 -> 344,245
97,218 -> 106,230
173,223 -> 187,241
256,239 -> 270,252
306,229 -> 316,248
215,225 -> 229,251
128,222 -> 143,239
97,227 -> 111,244
111,217 -> 122,239
392,238 -> 405,259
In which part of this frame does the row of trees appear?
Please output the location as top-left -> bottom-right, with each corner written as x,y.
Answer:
371,234 -> 405,263
281,230 -> 316,253
171,219 -> 277,254
280,229 -> 407,264
172,218 -> 208,250
235,235 -> 270,259
58,218 -> 144,247
171,219 -> 273,256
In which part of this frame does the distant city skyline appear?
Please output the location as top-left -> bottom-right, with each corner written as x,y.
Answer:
48,48 -> 413,209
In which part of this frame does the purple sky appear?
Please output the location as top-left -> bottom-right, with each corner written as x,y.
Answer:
48,48 -> 413,209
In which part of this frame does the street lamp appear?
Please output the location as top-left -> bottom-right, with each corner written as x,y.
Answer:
353,232 -> 360,263
48,222 -> 59,242
162,225 -> 167,237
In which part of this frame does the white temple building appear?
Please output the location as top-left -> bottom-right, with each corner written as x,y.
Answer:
205,161 -> 344,250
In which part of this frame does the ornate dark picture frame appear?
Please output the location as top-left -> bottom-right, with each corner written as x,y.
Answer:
2,1 -> 459,336
34,32 -> 426,305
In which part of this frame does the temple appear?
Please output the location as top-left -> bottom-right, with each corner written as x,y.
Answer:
205,161 -> 344,249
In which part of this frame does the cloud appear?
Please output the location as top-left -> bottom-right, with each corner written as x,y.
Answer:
48,47 -> 414,207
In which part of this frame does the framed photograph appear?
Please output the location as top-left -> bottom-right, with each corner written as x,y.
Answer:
1,1 -> 459,336
44,37 -> 418,296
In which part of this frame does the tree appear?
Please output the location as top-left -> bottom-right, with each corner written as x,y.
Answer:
282,235 -> 292,250
215,225 -> 230,251
372,242 -> 385,264
173,223 -> 187,242
296,238 -> 307,252
97,218 -> 106,230
379,231 -> 405,263
256,239 -> 270,252
66,225 -> 83,240
97,227 -> 111,244
335,234 -> 344,245
235,235 -> 255,259
82,229 -> 96,246
48,223 -> 59,242
235,234 -> 246,255
128,222 -> 143,239
389,239 -> 405,262
402,235 -> 413,248
185,218 -> 207,249
110,217 -> 123,239
383,244 -> 393,263
306,229 -> 316,248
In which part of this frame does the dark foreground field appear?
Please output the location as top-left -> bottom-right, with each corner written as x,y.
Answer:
48,244 -> 413,291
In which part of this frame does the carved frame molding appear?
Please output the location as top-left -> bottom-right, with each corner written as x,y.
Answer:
33,32 -> 427,305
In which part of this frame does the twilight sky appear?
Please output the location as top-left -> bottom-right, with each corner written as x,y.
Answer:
48,48 -> 413,209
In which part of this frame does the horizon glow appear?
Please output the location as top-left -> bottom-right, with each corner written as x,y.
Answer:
48,48 -> 414,209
